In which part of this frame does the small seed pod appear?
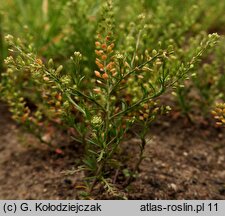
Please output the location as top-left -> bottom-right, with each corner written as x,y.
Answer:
101,55 -> 107,60
102,73 -> 109,80
95,50 -> 103,56
55,101 -> 61,108
56,94 -> 62,101
56,65 -> 63,74
96,80 -> 103,84
43,76 -> 50,81
139,116 -> 144,121
105,36 -> 110,41
48,58 -> 54,68
95,41 -> 101,47
93,88 -> 101,93
36,58 -> 43,65
101,44 -> 107,50
95,60 -> 104,70
106,62 -> 114,70
137,75 -> 144,79
21,113 -> 29,123
94,70 -> 101,78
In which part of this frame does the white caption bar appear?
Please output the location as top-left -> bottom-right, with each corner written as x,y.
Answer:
0,200 -> 224,216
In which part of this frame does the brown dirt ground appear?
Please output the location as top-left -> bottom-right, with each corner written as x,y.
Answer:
0,102 -> 225,200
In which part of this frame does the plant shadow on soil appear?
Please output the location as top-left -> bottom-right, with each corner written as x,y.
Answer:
0,102 -> 225,199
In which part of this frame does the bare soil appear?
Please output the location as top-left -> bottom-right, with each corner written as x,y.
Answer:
0,103 -> 225,199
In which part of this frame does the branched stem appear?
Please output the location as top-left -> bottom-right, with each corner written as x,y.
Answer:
110,53 -> 162,94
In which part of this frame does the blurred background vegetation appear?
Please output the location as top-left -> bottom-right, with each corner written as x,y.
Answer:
0,0 -> 224,118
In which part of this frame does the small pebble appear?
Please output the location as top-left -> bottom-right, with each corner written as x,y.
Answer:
170,183 -> 177,191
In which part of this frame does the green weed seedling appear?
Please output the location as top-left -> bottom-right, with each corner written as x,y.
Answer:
212,103 -> 225,126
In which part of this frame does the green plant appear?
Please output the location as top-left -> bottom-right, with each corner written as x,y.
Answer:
2,2 -> 218,196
